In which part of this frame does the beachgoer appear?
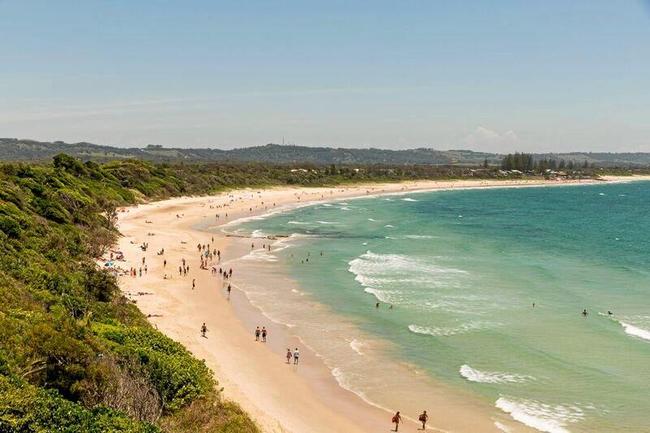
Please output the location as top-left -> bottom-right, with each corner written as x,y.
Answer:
227,284 -> 231,297
201,323 -> 207,337
255,326 -> 260,341
293,348 -> 300,364
164,259 -> 167,267
582,309 -> 588,317
192,279 -> 196,290
392,411 -> 402,431
286,349 -> 292,364
376,302 -> 380,309
262,327 -> 267,342
418,410 -> 428,430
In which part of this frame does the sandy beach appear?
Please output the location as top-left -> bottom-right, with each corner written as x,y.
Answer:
110,176 -> 644,433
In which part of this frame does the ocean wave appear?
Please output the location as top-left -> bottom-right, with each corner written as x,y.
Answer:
384,224 -> 395,228
495,397 -> 584,433
363,287 -> 402,303
349,251 -> 467,305
404,234 -> 435,239
317,220 -> 338,225
251,229 -> 267,238
287,221 -> 310,225
402,197 -> 418,202
408,322 -> 488,337
241,249 -> 278,262
619,321 -> 650,342
367,218 -> 377,222
459,365 -> 534,384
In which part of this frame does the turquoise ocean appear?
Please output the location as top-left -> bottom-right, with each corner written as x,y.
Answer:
229,181 -> 650,433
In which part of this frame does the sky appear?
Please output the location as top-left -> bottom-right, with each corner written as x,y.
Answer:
1,0 -> 649,152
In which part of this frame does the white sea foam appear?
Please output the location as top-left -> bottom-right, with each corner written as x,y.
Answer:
459,365 -> 534,384
251,229 -> 267,238
288,221 -> 310,225
340,206 -> 351,211
364,287 -> 400,303
494,421 -> 513,433
349,338 -> 365,355
242,249 -> 278,262
495,397 -> 584,433
402,197 -> 418,202
384,224 -> 395,228
619,321 -> 650,342
408,322 -> 487,337
317,220 -> 338,225
404,234 -> 435,239
367,218 -> 377,222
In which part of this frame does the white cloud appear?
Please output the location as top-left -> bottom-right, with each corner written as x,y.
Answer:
463,126 -> 519,152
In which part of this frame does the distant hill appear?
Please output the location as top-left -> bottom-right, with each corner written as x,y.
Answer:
1,138 -> 650,167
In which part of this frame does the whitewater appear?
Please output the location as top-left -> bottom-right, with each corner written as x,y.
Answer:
232,181 -> 650,433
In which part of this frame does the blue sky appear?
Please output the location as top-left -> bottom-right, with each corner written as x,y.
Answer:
1,0 -> 649,152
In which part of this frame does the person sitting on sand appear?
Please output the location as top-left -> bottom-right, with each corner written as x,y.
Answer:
418,410 -> 428,430
392,411 -> 402,431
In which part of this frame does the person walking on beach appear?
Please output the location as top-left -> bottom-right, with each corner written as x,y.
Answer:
261,327 -> 267,342
255,326 -> 260,341
286,348 -> 292,364
200,323 -> 207,338
392,411 -> 402,431
418,410 -> 428,430
293,348 -> 300,364
227,284 -> 231,298
192,278 -> 196,290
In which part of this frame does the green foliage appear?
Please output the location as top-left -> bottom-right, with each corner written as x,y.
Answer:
0,155 -> 260,433
0,375 -> 159,433
93,324 -> 213,412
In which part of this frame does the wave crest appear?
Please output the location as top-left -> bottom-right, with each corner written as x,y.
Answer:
459,364 -> 534,384
496,397 -> 585,433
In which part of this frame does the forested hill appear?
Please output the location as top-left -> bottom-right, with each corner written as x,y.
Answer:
0,139 -> 496,165
3,138 -> 650,167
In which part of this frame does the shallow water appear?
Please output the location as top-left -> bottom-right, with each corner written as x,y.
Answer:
231,182 -> 650,433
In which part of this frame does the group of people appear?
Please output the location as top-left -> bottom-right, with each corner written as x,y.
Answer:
254,326 -> 268,342
285,348 -> 300,365
392,410 -> 429,431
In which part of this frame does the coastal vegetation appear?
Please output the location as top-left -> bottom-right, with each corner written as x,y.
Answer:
0,154 -> 260,432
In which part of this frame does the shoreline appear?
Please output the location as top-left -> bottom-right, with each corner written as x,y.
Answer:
111,176 -> 649,433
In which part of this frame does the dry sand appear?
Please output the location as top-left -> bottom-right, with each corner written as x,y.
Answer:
111,177 -> 643,433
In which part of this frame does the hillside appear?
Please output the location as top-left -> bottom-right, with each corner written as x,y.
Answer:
0,156 -> 268,433
2,138 -> 650,167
